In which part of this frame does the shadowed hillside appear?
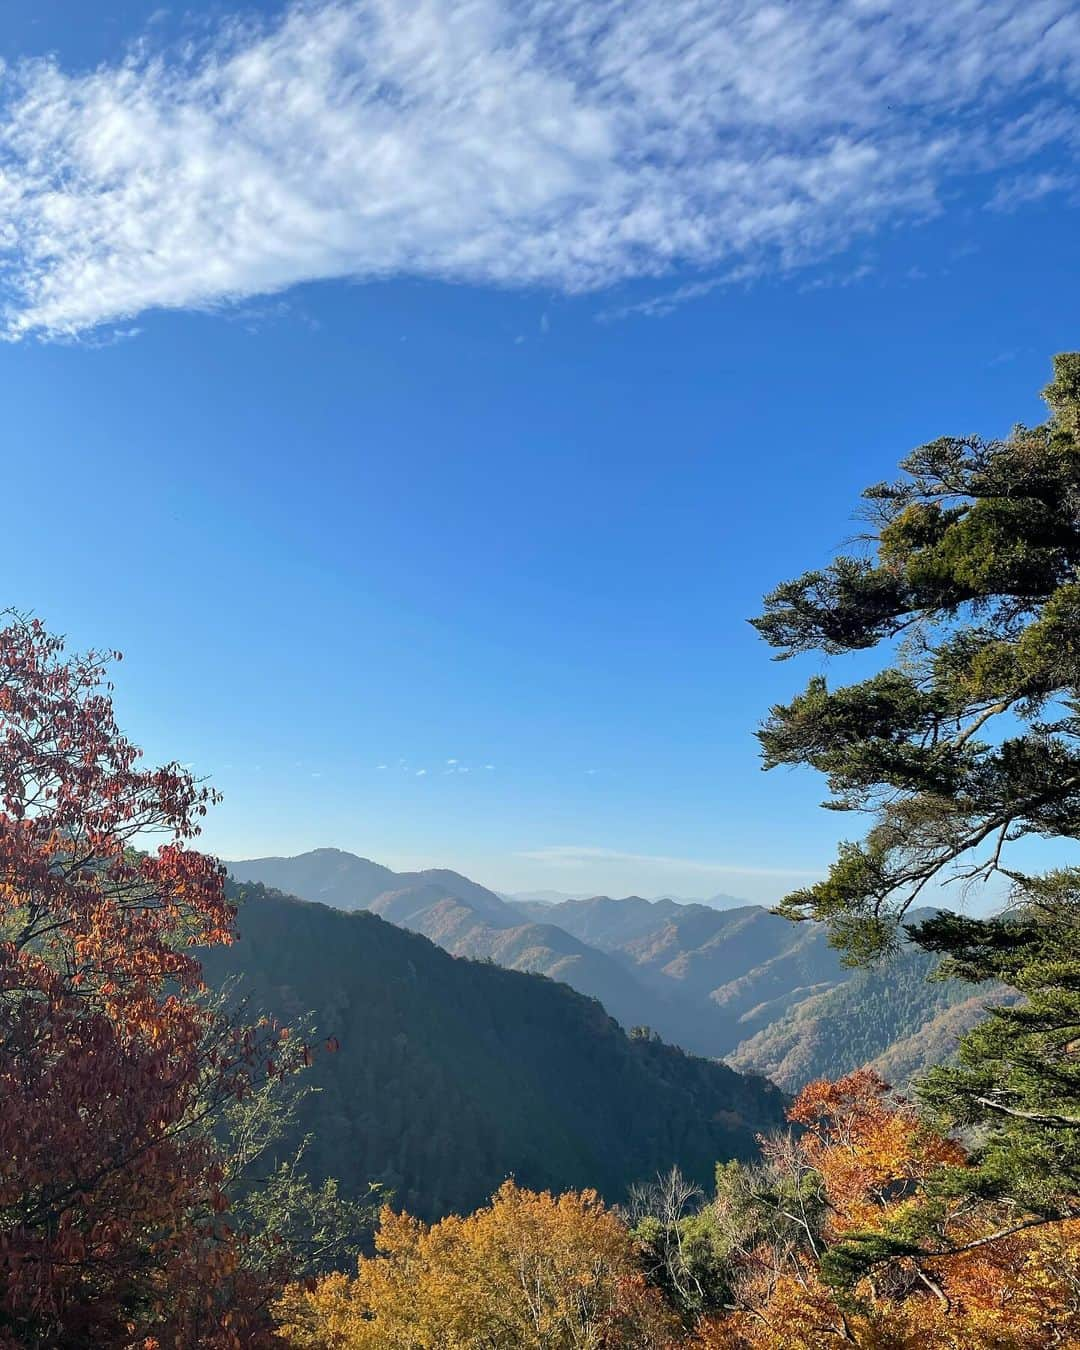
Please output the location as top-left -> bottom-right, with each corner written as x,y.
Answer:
205,883 -> 788,1220
229,852 -> 992,1089
231,853 -> 741,1056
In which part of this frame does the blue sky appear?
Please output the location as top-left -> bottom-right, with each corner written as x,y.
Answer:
1,1 -> 1078,901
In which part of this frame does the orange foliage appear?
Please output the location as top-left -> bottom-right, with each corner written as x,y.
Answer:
787,1069 -> 966,1235
275,1179 -> 681,1348
0,616 -> 284,1346
698,1071 -> 1080,1349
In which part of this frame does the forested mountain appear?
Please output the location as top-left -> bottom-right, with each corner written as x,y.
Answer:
229,851 -> 990,1089
866,985 -> 1018,1092
513,895 -> 846,1014
725,936 -> 1008,1091
360,888 -> 742,1056
231,853 -> 737,1054
511,892 -> 1002,1082
203,883 -> 787,1220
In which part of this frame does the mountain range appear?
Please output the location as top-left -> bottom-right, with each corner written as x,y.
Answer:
503,889 -> 750,907
204,880 -> 786,1220
227,849 -> 997,1092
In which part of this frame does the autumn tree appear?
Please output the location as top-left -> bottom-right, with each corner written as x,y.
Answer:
275,1179 -> 682,1348
0,614 -> 300,1346
696,1071 -> 1080,1349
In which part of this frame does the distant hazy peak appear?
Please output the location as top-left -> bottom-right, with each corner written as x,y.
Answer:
227,849 -> 513,920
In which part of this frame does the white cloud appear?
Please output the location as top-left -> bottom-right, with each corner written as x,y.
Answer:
0,0 -> 1077,338
986,168 -> 1079,211
518,844 -> 821,878
415,768 -> 427,776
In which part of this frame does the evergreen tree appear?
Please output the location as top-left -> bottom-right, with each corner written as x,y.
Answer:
752,354 -> 1080,1243
913,873 -> 1080,1223
753,352 -> 1080,961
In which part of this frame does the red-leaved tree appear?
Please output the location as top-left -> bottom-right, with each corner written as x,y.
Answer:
0,614 -> 287,1347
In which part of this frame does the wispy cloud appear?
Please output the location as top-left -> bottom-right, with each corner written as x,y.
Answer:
0,0 -> 1077,338
517,845 -> 821,879
986,169 -> 1079,212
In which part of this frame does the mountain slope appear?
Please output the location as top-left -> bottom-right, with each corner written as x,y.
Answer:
204,883 -> 788,1220
511,891 -> 998,1084
231,854 -> 740,1056
367,894 -> 738,1057
725,941 -> 1000,1092
516,895 -> 848,1040
229,854 -> 998,1092
866,985 -> 1018,1092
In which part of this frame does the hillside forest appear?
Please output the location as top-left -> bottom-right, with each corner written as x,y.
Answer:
2,354 -> 1080,1346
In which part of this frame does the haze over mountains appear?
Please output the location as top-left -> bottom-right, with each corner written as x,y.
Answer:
504,889 -> 750,908
228,849 -> 996,1091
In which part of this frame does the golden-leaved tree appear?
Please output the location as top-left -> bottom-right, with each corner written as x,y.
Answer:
275,1179 -> 681,1349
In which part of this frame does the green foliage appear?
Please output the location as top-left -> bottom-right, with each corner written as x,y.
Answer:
751,353 -> 1080,1257
629,1168 -> 727,1322
913,870 -> 1080,1219
753,353 -> 1080,960
212,1005 -> 382,1276
232,1158 -> 382,1281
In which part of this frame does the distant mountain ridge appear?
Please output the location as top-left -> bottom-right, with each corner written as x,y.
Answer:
227,850 -> 995,1090
229,847 -> 512,920
510,894 -> 851,1040
229,852 -> 734,1054
504,889 -> 749,908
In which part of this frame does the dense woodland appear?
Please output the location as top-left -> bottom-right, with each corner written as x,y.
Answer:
726,929 -> 1008,1092
2,354 -> 1080,1345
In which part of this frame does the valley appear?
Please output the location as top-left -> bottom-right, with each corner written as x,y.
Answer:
229,849 -> 995,1093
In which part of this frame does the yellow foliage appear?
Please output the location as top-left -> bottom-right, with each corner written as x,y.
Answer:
274,1180 -> 681,1349
275,1076 -> 1080,1349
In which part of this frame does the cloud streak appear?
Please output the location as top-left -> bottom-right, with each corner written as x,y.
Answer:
517,845 -> 821,879
0,0 -> 1077,337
